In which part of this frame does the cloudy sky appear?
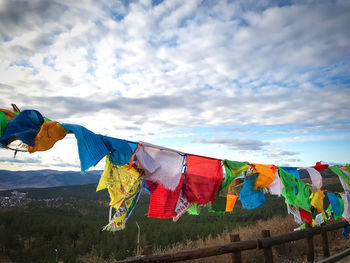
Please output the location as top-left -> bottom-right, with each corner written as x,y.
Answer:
0,0 -> 349,171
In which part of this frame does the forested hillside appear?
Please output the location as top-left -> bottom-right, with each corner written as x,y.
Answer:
0,183 -> 290,262
0,169 -> 101,190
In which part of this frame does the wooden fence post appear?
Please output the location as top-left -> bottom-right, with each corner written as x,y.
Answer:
306,224 -> 314,263
142,245 -> 153,256
117,222 -> 346,263
262,230 -> 273,263
321,228 -> 330,258
230,234 -> 242,263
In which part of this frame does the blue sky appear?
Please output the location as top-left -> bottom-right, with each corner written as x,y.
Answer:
0,0 -> 349,171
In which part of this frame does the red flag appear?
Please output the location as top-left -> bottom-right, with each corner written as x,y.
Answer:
313,161 -> 328,172
184,154 -> 223,204
299,207 -> 313,225
147,174 -> 184,218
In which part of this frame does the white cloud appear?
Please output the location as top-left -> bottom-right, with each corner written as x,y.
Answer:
0,0 -> 350,170
265,148 -> 299,158
269,132 -> 350,145
194,137 -> 269,151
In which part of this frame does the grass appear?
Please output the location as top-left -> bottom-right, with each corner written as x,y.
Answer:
152,215 -> 350,263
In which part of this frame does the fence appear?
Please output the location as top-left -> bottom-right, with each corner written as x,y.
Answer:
117,221 -> 347,263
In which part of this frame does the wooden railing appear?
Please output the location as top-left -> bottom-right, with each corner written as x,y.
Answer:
117,221 -> 348,263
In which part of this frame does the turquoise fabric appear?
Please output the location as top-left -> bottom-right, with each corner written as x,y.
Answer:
62,124 -> 109,173
280,167 -> 300,180
0,110 -> 44,147
103,136 -> 138,165
239,175 -> 265,210
327,192 -> 342,218
62,124 -> 138,173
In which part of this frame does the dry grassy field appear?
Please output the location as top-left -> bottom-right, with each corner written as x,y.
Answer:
152,216 -> 350,263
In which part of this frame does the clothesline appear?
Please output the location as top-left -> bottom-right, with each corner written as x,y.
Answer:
0,105 -> 350,235
139,141 -> 185,155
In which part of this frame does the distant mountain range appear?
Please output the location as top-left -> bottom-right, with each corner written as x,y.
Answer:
0,169 -> 102,190
0,167 -> 340,191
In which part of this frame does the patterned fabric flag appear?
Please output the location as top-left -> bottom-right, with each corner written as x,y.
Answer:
209,195 -> 227,213
187,203 -> 200,215
295,181 -> 311,212
0,111 -> 7,137
279,167 -> 296,205
340,193 -> 350,220
222,160 -> 249,189
184,154 -> 223,204
103,188 -> 141,232
225,194 -> 238,212
0,110 -> 44,147
97,156 -> 142,210
27,122 -> 66,153
299,207 -> 313,225
103,136 -> 138,166
268,170 -> 283,196
287,204 -> 303,225
239,174 -> 266,210
304,168 -> 323,191
313,162 -> 329,172
62,124 -> 109,173
137,145 -> 184,191
173,190 -> 192,222
327,192 -> 342,218
253,163 -> 277,189
280,167 -> 300,180
148,174 -> 184,219
330,166 -> 350,189
310,190 -> 325,212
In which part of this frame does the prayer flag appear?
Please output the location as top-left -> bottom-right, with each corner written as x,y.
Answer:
184,154 -> 223,204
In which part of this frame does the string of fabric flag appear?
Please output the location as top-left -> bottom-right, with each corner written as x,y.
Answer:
1,106 -> 350,235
